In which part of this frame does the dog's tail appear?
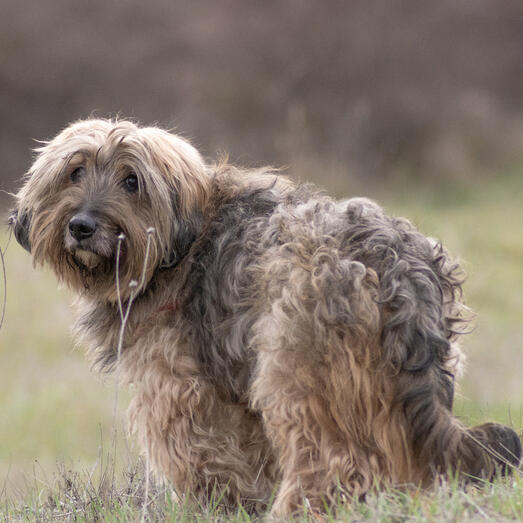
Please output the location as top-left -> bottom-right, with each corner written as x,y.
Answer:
427,415 -> 521,482
395,369 -> 522,482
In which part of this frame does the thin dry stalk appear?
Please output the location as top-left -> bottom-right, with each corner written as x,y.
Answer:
112,227 -> 156,519
0,229 -> 12,330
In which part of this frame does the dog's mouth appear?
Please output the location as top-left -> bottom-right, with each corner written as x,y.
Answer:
72,248 -> 103,270
65,227 -> 117,273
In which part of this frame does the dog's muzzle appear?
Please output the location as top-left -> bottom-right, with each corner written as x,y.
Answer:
67,213 -> 105,270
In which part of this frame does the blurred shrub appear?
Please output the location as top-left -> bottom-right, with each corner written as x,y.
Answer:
1,0 -> 522,199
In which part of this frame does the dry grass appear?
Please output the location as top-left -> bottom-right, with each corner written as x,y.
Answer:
2,462 -> 522,521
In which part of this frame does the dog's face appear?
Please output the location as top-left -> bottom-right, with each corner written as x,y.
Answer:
11,119 -> 209,301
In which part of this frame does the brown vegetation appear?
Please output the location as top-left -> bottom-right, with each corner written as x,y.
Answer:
1,0 -> 523,206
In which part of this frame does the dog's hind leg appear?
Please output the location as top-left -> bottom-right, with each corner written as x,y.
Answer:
251,348 -> 381,516
251,259 -> 386,516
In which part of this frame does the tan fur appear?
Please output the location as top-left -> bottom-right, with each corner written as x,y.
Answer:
11,118 -> 521,517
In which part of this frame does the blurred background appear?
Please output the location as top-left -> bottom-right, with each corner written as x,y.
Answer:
1,0 -> 522,498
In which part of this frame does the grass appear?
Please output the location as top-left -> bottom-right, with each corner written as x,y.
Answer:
1,466 -> 522,521
0,168 -> 521,520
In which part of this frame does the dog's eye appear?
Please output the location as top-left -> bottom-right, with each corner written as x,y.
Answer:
123,172 -> 139,193
70,166 -> 85,183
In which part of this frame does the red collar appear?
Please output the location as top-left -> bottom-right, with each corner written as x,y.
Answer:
158,301 -> 177,314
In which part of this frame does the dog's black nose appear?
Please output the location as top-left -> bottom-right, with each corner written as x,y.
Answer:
69,214 -> 97,241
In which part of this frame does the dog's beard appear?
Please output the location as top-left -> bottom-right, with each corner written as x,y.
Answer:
72,249 -> 103,270
64,240 -> 117,289
63,246 -> 118,295
64,224 -> 118,274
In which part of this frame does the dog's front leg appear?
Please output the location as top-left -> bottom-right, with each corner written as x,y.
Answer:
126,350 -> 274,509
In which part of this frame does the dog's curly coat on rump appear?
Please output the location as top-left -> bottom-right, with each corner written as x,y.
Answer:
10,119 -> 521,516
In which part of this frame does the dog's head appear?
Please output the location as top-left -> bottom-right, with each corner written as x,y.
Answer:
11,118 -> 209,301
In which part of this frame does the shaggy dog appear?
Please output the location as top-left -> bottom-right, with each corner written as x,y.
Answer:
10,119 -> 521,516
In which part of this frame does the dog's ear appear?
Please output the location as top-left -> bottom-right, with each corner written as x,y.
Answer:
160,221 -> 196,269
137,127 -> 210,270
9,208 -> 32,253
160,194 -> 202,270
138,127 -> 210,217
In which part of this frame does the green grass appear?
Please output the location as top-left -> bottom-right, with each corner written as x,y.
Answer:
0,169 -> 521,520
2,468 -> 522,521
